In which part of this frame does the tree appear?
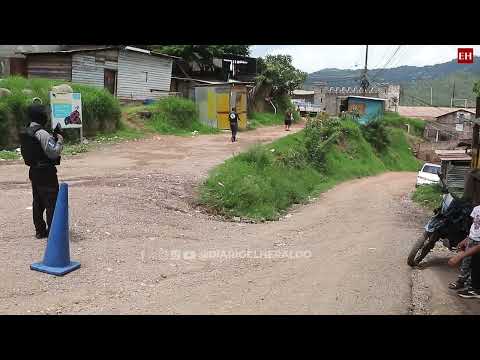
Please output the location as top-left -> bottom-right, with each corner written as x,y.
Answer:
150,45 -> 250,72
148,45 -> 250,72
474,81 -> 480,97
255,55 -> 307,98
150,45 -> 249,58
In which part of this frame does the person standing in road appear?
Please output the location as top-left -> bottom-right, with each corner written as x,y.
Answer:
285,109 -> 293,131
19,104 -> 64,239
229,107 -> 239,142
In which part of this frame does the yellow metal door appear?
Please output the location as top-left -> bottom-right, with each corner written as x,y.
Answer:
216,91 -> 230,129
235,90 -> 247,129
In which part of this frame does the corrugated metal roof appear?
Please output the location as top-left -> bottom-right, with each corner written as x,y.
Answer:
293,89 -> 315,96
192,80 -> 253,87
435,149 -> 471,161
436,108 -> 476,119
19,45 -> 180,60
435,150 -> 470,155
126,46 -> 180,59
440,156 -> 472,161
346,96 -> 387,101
172,77 -> 247,84
398,106 -> 477,120
18,46 -> 117,55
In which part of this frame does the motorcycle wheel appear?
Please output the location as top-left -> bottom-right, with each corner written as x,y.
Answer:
407,231 -> 439,267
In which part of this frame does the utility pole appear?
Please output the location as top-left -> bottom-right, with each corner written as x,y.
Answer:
451,80 -> 456,108
360,45 -> 369,95
472,96 -> 480,168
430,87 -> 433,105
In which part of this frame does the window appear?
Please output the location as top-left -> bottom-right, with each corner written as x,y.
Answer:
422,165 -> 440,174
143,71 -> 148,83
456,123 -> 464,131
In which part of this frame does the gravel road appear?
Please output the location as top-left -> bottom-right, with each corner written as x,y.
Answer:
1,123 -> 478,314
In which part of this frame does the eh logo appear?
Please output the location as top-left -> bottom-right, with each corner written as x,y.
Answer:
458,48 -> 474,64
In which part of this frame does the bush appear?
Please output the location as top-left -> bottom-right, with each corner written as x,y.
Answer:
249,112 -> 283,128
152,96 -> 197,128
200,133 -> 324,220
146,96 -> 218,135
360,119 -> 391,152
273,93 -> 292,114
0,76 -> 121,147
237,145 -> 274,169
274,147 -> 308,169
378,128 -> 421,171
383,111 -> 425,137
412,184 -> 443,210
304,116 -> 343,169
200,114 -> 420,221
72,83 -> 121,134
0,102 -> 9,145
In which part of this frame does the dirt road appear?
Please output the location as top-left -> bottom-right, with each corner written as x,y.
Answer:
0,124 -> 477,314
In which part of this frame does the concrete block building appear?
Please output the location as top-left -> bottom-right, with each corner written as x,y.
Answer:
310,81 -> 400,116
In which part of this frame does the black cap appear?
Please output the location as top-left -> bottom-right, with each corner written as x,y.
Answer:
27,104 -> 48,126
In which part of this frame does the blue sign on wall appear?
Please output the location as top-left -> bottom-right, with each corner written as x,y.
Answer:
52,104 -> 73,118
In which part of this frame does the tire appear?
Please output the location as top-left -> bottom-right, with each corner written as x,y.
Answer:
407,231 -> 438,267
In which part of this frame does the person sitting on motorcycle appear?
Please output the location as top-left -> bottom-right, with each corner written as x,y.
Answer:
448,204 -> 480,298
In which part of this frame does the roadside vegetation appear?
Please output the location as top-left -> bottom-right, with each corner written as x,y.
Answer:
248,112 -> 284,129
0,76 -> 121,148
0,91 -> 220,160
248,96 -> 301,129
411,184 -> 443,210
200,114 -> 422,221
146,97 -> 219,135
383,111 -> 425,137
0,121 -> 146,160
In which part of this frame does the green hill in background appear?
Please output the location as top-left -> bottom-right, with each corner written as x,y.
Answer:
305,57 -> 480,107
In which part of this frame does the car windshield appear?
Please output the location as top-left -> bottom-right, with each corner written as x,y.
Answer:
422,165 -> 440,175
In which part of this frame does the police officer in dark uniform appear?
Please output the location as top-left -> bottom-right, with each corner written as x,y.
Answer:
229,107 -> 239,142
20,104 -> 64,239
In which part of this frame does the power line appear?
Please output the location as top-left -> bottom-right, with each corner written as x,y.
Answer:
369,46 -> 402,83
371,45 -> 397,70
370,46 -> 400,77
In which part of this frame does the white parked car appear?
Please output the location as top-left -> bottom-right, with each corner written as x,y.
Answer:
416,163 -> 441,187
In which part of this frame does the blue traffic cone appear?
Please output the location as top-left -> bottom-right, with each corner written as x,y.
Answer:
31,183 -> 81,276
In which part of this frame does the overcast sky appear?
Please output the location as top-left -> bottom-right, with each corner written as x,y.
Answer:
250,45 -> 480,74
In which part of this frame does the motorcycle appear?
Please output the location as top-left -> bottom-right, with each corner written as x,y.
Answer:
407,174 -> 473,267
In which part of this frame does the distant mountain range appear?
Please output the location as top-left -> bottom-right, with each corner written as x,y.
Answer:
305,57 -> 480,107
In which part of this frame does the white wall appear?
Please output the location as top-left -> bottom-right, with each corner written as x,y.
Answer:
117,50 -> 172,101
71,51 -> 119,89
71,53 -> 104,87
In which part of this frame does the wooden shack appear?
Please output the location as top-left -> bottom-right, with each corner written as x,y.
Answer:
194,82 -> 249,130
424,109 -> 476,143
435,150 -> 472,190
21,46 -> 177,102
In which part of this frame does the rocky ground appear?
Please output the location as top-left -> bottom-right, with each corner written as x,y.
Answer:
0,123 -> 478,314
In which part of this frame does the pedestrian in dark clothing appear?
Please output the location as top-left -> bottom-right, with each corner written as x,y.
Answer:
229,107 -> 239,142
285,109 -> 293,131
471,252 -> 480,292
19,104 -> 64,239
